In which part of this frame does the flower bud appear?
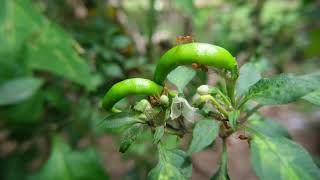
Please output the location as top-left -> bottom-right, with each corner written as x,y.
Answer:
160,95 -> 169,106
197,85 -> 210,95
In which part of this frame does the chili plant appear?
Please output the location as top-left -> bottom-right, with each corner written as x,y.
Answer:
101,42 -> 320,179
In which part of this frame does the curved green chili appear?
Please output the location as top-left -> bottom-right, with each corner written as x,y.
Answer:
153,42 -> 238,85
102,78 -> 163,111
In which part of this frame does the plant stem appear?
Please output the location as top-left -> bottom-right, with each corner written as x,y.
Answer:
226,78 -> 236,108
200,95 -> 228,117
146,0 -> 156,62
217,90 -> 231,108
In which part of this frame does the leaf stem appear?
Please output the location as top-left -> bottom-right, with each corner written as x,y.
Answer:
200,95 -> 228,117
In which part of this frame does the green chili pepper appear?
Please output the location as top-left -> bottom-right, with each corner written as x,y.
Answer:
153,42 -> 238,85
102,78 -> 163,111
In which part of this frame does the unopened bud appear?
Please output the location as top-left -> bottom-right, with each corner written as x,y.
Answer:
160,95 -> 169,106
197,85 -> 209,95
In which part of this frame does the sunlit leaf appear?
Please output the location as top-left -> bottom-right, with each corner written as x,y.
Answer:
243,73 -> 320,105
302,89 -> 320,106
250,130 -> 320,180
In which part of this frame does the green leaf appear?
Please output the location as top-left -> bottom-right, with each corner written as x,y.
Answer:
0,92 -> 43,124
236,62 -> 261,97
0,0 -> 94,90
29,136 -> 108,180
100,112 -> 140,130
247,114 -> 291,139
167,66 -> 196,92
153,126 -> 165,144
302,89 -> 320,106
164,149 -> 192,179
148,145 -> 191,180
148,161 -> 185,180
0,77 -> 43,106
243,73 -> 320,106
228,110 -> 240,130
119,124 -> 145,153
187,119 -> 219,155
250,130 -> 320,180
211,140 -> 230,180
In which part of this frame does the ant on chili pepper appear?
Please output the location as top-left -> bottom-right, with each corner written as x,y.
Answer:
191,63 -> 208,72
176,35 -> 194,44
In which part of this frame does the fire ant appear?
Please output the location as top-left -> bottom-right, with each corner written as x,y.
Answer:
191,63 -> 208,72
176,35 -> 194,44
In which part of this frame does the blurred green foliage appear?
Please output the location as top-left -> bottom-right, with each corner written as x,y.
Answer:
0,0 -> 319,179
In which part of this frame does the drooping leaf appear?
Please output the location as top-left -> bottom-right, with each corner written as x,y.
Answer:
148,144 -> 191,180
250,130 -> 320,180
247,114 -> 291,139
153,126 -> 165,144
0,0 -> 94,90
236,62 -> 261,97
29,136 -> 108,180
187,119 -> 220,155
211,140 -> 230,180
0,77 -> 43,106
242,73 -> 320,106
167,66 -> 196,92
119,124 -> 145,153
228,110 -> 240,130
101,112 -> 140,130
302,89 -> 320,106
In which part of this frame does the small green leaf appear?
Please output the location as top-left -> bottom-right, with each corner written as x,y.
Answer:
249,130 -> 320,180
29,136 -> 108,180
187,119 -> 219,155
302,89 -> 320,106
0,77 -> 43,106
101,112 -> 140,130
236,62 -> 261,97
243,73 -> 320,106
119,124 -> 145,153
247,114 -> 291,139
211,140 -> 230,180
228,110 -> 240,130
167,66 -> 196,92
153,126 -> 165,144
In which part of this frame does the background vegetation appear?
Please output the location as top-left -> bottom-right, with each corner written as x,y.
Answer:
0,0 -> 319,179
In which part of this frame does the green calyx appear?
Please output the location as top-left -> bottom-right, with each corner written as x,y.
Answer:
102,78 -> 163,111
153,42 -> 239,85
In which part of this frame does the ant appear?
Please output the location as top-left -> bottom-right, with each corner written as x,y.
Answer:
176,35 -> 194,44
